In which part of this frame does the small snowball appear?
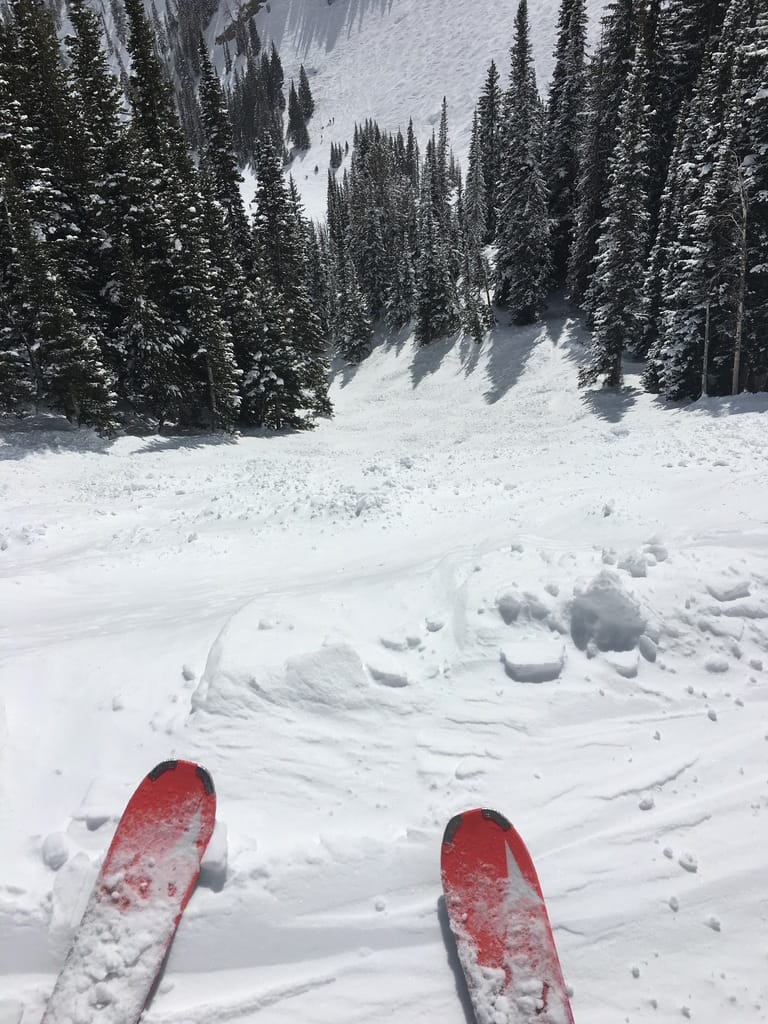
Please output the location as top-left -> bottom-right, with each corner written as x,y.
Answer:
42,832 -> 70,871
639,796 -> 655,811
707,709 -> 718,722
705,916 -> 721,932
678,853 -> 698,873
631,966 -> 640,979
669,896 -> 679,912
181,664 -> 196,682
374,896 -> 387,912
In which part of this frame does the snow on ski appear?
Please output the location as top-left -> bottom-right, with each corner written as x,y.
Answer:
42,759 -> 216,1024
441,808 -> 574,1024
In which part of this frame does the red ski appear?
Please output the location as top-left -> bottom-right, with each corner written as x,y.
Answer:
42,759 -> 216,1024
441,808 -> 574,1024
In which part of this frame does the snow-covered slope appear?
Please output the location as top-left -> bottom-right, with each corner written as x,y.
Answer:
235,0 -> 606,215
1,309 -> 767,1024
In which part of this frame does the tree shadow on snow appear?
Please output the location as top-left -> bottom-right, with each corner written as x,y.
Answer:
0,415 -> 114,461
580,383 -> 638,423
437,895 -> 475,1024
410,332 -> 458,389
265,0 -> 396,56
650,391 -> 768,418
483,319 -> 550,404
136,432 -> 240,455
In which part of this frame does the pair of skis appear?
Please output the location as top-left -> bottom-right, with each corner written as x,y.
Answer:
41,761 -> 574,1024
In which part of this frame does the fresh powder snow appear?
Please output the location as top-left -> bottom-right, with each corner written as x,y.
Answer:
1,306 -> 767,1024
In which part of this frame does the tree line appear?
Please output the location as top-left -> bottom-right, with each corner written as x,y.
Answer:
0,0 -> 765,439
329,0 -> 766,400
0,0 -> 326,434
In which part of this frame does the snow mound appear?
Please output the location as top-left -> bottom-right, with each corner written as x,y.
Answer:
570,570 -> 646,653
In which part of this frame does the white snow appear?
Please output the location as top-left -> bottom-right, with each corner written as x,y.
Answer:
2,309 -> 768,1024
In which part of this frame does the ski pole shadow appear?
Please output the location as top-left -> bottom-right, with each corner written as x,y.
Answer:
437,895 -> 475,1024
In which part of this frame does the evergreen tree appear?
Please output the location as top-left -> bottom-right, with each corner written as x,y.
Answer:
298,64 -> 315,120
477,60 -> 502,240
568,0 -> 637,303
581,18 -> 652,386
645,0 -> 766,398
123,0 -> 188,170
464,110 -> 488,248
495,0 -> 550,323
337,258 -> 373,363
287,80 -> 310,151
414,161 -> 458,345
544,0 -> 587,285
252,144 -> 331,424
197,39 -> 250,256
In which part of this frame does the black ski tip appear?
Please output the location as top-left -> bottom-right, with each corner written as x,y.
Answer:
196,764 -> 215,796
443,813 -> 463,846
481,808 -> 511,831
148,759 -> 178,781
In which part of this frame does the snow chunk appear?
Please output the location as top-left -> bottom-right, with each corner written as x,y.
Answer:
638,635 -> 657,662
570,571 -> 646,652
366,656 -> 410,688
42,832 -> 70,871
706,580 -> 750,602
678,853 -> 698,874
199,821 -> 228,892
496,590 -> 522,624
618,551 -> 649,578
500,641 -> 565,683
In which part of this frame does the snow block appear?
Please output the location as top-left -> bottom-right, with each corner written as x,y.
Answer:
570,570 -> 646,652
500,641 -> 565,683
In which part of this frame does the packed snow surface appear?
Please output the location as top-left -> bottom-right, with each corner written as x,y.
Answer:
2,310 -> 768,1024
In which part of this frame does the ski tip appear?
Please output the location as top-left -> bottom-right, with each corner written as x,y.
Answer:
481,808 -> 511,831
442,808 -> 512,847
148,759 -> 179,781
195,764 -> 215,796
443,813 -> 463,846
145,760 -> 216,797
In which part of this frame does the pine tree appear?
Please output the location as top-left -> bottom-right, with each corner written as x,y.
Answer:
739,1 -> 768,391
123,0 -> 188,170
197,39 -> 250,257
337,258 -> 373,363
477,60 -> 502,240
544,0 -> 587,285
581,18 -> 652,386
252,144 -> 331,425
568,0 -> 637,303
65,0 -> 130,373
287,80 -> 310,151
495,0 -> 550,323
645,0 -> 765,399
414,161 -> 458,345
298,64 -> 314,120
464,110 -> 488,248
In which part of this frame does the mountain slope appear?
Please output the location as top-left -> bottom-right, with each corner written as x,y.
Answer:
226,0 -> 607,214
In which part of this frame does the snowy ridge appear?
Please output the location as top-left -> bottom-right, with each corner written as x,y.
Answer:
1,312 -> 768,1024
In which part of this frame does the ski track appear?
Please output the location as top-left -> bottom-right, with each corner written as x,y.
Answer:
2,309 -> 768,1024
